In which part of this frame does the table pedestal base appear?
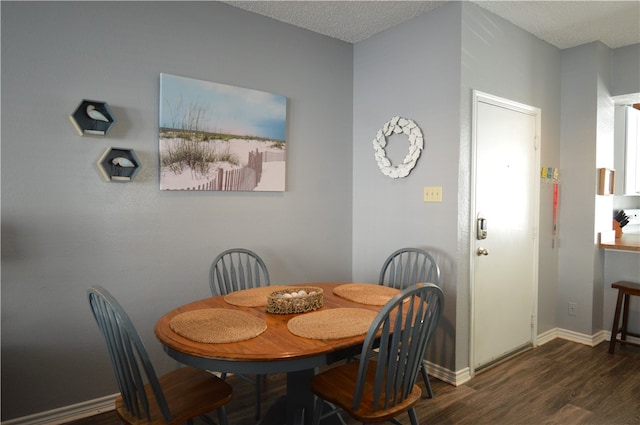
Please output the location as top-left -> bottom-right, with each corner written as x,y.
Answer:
259,398 -> 347,425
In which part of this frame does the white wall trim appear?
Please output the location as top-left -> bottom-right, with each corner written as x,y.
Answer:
537,327 -> 606,346
1,394 -> 116,425
424,361 -> 471,387
557,328 -> 608,346
8,328 -> 637,425
535,327 -> 559,345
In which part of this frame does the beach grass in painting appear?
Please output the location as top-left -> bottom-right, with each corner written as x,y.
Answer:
159,73 -> 287,191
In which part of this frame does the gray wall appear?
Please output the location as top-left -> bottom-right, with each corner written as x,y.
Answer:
558,43 -> 599,335
612,43 -> 640,97
353,1 -> 562,372
352,2 -> 462,372
558,41 -> 631,336
1,2 -> 353,419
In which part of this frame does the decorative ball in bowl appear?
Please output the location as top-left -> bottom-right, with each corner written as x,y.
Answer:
266,287 -> 323,314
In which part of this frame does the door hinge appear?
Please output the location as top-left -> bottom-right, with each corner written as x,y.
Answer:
531,314 -> 536,327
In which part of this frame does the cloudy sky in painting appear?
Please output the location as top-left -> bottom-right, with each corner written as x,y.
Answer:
160,73 -> 287,141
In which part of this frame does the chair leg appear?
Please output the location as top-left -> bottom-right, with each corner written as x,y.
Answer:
312,397 -> 324,425
292,407 -> 305,425
408,407 -> 419,425
420,361 -> 433,398
255,375 -> 262,421
199,414 -> 216,425
311,399 -> 348,425
218,406 -> 229,425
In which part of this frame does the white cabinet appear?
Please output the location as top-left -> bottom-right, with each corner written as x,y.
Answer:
614,105 -> 640,196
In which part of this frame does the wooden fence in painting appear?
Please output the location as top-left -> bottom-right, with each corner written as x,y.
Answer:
263,151 -> 286,162
184,149 -> 279,191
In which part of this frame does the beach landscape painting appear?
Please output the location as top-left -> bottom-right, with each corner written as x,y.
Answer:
159,73 -> 287,191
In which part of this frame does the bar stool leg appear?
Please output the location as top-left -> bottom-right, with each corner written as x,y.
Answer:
621,294 -> 630,342
609,290 -> 625,354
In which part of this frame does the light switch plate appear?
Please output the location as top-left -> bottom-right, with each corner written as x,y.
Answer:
424,186 -> 442,202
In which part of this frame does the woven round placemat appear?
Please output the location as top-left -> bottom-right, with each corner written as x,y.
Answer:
287,308 -> 378,340
169,309 -> 267,343
333,283 -> 400,306
223,285 -> 290,307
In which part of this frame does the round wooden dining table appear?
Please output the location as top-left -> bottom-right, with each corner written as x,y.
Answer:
154,282 -> 387,425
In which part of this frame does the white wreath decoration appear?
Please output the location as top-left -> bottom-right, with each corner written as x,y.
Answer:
372,116 -> 424,178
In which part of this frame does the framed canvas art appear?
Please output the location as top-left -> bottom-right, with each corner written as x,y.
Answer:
159,73 -> 287,191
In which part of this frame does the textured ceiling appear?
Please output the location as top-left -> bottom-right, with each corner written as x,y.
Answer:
221,0 -> 640,48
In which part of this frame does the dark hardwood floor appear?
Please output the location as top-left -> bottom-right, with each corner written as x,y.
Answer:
67,339 -> 640,425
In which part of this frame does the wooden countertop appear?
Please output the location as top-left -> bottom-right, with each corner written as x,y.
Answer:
599,232 -> 640,252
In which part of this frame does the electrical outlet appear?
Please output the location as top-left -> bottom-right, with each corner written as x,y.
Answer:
568,302 -> 577,316
424,186 -> 443,202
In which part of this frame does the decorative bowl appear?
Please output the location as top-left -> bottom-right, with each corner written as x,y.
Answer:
266,287 -> 323,314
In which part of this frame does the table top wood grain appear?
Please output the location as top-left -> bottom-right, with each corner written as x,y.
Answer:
155,282 -> 382,373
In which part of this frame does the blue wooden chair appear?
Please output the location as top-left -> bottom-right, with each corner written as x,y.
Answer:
87,285 -> 232,425
310,283 -> 444,425
209,248 -> 270,296
379,247 -> 440,290
379,247 -> 441,398
209,248 -> 270,422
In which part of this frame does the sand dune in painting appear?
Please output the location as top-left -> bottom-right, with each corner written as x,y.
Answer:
159,137 -> 285,191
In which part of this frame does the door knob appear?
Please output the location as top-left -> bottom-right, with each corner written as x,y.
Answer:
476,247 -> 489,256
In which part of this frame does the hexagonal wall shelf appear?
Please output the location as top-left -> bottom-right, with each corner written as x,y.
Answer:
97,147 -> 140,182
70,100 -> 116,136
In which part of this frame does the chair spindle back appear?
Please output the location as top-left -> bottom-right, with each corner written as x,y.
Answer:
87,285 -> 171,422
209,248 -> 270,296
379,247 -> 440,289
354,283 -> 444,412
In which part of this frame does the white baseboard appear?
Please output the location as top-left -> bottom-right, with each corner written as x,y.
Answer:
535,327 -> 559,345
1,394 -> 116,425
556,328 -> 607,346
536,327 -> 638,347
8,327 -> 637,425
424,360 -> 471,387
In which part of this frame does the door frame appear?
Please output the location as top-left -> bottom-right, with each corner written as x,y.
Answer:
469,90 -> 541,376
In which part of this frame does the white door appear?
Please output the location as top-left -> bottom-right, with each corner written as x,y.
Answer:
471,91 -> 540,371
